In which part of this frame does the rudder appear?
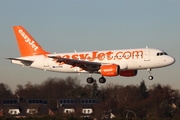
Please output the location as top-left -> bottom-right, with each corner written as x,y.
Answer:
13,26 -> 49,57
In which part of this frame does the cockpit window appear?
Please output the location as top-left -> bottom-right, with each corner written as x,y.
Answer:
157,52 -> 168,56
164,52 -> 168,55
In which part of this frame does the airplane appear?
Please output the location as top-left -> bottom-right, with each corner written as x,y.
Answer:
7,26 -> 175,83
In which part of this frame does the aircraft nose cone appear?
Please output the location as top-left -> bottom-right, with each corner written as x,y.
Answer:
169,56 -> 175,65
172,57 -> 176,64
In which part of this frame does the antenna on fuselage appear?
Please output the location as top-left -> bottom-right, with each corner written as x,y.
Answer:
146,46 -> 148,49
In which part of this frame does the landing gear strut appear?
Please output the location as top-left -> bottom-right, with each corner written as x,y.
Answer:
147,68 -> 153,80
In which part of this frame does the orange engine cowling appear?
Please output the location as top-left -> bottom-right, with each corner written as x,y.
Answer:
100,65 -> 120,76
120,70 -> 138,77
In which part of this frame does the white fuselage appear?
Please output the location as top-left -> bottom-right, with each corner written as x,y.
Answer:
11,48 -> 175,74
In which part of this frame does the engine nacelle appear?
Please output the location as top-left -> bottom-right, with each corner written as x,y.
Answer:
100,65 -> 120,76
120,70 -> 138,77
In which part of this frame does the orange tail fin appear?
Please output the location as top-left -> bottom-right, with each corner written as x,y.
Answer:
13,26 -> 50,57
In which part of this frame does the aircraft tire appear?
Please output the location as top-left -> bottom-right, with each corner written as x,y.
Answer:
99,77 -> 106,83
148,76 -> 153,80
86,77 -> 94,83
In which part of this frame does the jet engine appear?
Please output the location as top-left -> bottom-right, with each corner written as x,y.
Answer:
100,65 -> 120,76
120,70 -> 138,77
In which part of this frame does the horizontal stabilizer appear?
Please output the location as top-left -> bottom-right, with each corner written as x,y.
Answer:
6,58 -> 34,66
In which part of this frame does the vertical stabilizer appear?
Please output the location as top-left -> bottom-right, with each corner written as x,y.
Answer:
13,26 -> 49,57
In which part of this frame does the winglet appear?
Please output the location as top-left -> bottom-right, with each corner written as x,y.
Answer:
13,26 -> 50,57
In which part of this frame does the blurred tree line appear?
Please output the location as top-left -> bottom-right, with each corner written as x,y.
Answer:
0,77 -> 180,119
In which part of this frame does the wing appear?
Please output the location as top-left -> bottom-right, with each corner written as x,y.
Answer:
48,56 -> 102,73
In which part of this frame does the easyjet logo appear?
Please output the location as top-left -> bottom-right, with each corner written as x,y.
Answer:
53,50 -> 143,63
19,29 -> 38,51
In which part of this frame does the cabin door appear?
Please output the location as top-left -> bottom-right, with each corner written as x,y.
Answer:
144,50 -> 150,61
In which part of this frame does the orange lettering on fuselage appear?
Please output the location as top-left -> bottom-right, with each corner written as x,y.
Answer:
63,55 -> 70,59
106,51 -> 113,60
123,51 -> 131,59
132,51 -> 143,59
53,50 -> 143,64
79,54 -> 89,61
87,51 -> 98,61
116,52 -> 123,60
97,53 -> 105,61
72,54 -> 78,60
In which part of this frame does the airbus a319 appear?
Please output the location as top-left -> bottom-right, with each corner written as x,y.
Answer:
7,26 -> 175,83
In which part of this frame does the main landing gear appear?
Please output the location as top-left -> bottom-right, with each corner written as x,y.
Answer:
86,74 -> 106,84
86,77 -> 94,83
147,68 -> 153,80
99,76 -> 106,83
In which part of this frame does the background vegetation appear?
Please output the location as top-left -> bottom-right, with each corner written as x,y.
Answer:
0,77 -> 180,119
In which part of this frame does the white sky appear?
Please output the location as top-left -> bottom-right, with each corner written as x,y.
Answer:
0,0 -> 179,91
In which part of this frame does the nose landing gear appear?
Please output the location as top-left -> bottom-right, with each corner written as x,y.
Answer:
147,68 -> 153,80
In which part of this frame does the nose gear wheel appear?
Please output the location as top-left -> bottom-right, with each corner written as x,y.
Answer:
148,76 -> 153,80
